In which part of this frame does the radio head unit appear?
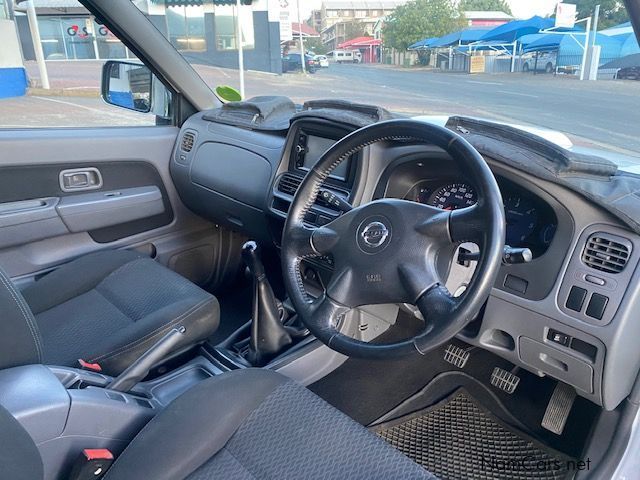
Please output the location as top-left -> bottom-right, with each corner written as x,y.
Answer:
293,130 -> 352,182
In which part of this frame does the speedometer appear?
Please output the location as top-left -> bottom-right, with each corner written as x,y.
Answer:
429,183 -> 477,210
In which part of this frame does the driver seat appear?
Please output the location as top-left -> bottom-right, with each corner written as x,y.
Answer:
1,369 -> 435,480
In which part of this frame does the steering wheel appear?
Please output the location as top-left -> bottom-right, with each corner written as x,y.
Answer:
282,119 -> 505,358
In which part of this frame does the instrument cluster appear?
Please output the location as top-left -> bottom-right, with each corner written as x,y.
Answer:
404,176 -> 558,257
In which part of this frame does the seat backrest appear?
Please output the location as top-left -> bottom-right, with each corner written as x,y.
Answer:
0,403 -> 43,480
0,268 -> 43,369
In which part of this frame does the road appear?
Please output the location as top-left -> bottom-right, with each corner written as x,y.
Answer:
313,64 -> 640,156
3,60 -> 640,158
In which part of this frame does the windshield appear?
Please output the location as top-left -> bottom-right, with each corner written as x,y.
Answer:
2,0 -> 639,169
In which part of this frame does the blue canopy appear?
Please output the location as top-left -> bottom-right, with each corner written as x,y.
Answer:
615,32 -> 640,57
409,37 -> 439,50
523,32 -> 622,56
517,33 -> 549,48
430,27 -> 492,48
479,16 -> 555,43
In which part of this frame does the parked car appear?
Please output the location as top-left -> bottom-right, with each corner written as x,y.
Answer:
329,49 -> 362,64
522,52 -> 557,73
616,66 -> 640,80
282,53 -> 318,73
314,55 -> 329,68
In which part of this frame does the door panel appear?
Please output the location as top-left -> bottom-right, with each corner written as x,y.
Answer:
0,127 -> 230,286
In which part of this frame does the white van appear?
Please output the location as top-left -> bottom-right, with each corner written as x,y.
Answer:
330,50 -> 362,64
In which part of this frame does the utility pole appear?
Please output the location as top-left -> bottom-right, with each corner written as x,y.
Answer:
26,0 -> 49,89
592,4 -> 600,46
296,0 -> 306,74
235,0 -> 245,98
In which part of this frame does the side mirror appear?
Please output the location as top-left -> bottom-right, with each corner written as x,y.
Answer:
101,61 -> 170,119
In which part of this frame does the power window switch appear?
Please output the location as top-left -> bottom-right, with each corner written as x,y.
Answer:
547,329 -> 571,347
566,286 -> 587,312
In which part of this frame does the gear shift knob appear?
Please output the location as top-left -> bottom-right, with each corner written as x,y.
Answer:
242,241 -> 265,279
241,240 -> 292,366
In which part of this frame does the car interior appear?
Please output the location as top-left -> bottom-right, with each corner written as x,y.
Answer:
2,1 -> 640,479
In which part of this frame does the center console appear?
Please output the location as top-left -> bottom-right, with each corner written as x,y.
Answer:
269,120 -> 360,231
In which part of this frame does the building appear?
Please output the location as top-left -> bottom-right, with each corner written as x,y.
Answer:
308,9 -> 322,33
319,0 -> 408,51
464,11 -> 513,27
13,0 -> 283,74
0,7 -> 27,98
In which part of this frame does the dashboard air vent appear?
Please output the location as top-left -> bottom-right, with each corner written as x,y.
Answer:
582,233 -> 631,274
277,173 -> 303,196
181,131 -> 196,153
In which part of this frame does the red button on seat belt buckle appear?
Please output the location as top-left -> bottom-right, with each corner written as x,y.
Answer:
69,449 -> 114,480
78,359 -> 102,372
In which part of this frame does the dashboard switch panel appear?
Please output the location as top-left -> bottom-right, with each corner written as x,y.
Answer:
566,286 -> 587,312
586,293 -> 609,321
547,329 -> 571,347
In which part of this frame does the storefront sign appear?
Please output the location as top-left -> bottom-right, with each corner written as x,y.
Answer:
470,55 -> 485,74
278,0 -> 292,42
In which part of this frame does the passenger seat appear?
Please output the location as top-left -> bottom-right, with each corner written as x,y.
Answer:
0,250 -> 219,375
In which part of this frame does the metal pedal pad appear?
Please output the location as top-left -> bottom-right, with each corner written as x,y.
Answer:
490,367 -> 520,394
542,382 -> 576,435
444,344 -> 470,368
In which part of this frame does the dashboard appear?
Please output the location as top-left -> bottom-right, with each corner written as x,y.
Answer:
170,110 -> 640,412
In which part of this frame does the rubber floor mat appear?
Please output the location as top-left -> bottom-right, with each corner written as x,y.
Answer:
373,389 -> 576,480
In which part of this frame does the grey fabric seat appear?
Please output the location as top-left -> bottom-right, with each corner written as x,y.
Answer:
0,369 -> 436,479
0,250 -> 219,375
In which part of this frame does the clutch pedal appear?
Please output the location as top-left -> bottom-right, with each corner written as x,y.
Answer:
490,367 -> 520,394
444,344 -> 471,368
542,382 -> 576,435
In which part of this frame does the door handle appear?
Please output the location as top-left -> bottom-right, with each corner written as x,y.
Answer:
59,167 -> 103,192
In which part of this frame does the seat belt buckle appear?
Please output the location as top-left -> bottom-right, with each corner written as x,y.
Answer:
78,359 -> 102,372
69,449 -> 114,480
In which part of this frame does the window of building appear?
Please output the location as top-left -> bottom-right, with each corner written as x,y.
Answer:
215,5 -> 255,51
325,10 -> 337,17
355,10 -> 367,18
166,5 -> 206,52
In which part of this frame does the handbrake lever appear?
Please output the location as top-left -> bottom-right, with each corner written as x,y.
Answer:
107,326 -> 186,393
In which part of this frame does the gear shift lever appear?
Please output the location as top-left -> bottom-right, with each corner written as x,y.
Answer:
242,241 -> 292,366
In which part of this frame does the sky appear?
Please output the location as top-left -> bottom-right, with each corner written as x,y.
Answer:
293,0 -> 561,21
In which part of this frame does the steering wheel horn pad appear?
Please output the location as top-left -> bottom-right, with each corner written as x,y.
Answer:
282,119 -> 505,358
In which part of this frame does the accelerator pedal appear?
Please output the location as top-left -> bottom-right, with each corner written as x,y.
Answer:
490,367 -> 520,394
542,382 -> 576,435
444,344 -> 471,368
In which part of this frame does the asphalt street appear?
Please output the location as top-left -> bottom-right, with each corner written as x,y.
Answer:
3,61 -> 640,158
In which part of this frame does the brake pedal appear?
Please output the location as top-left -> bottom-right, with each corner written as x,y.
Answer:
444,344 -> 471,368
542,382 -> 576,435
490,367 -> 520,394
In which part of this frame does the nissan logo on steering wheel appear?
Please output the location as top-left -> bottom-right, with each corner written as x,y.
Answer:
357,220 -> 391,253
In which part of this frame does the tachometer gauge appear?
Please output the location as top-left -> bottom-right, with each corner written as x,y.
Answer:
504,195 -> 538,245
429,183 -> 477,210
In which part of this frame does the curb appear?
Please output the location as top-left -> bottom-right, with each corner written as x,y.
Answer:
27,88 -> 100,98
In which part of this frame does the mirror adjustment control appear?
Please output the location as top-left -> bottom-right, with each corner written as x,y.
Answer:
547,329 -> 571,347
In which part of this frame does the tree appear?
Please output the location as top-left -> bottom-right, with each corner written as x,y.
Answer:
571,0 -> 628,29
344,20 -> 369,41
383,0 -> 466,51
304,37 -> 329,55
459,0 -> 512,16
